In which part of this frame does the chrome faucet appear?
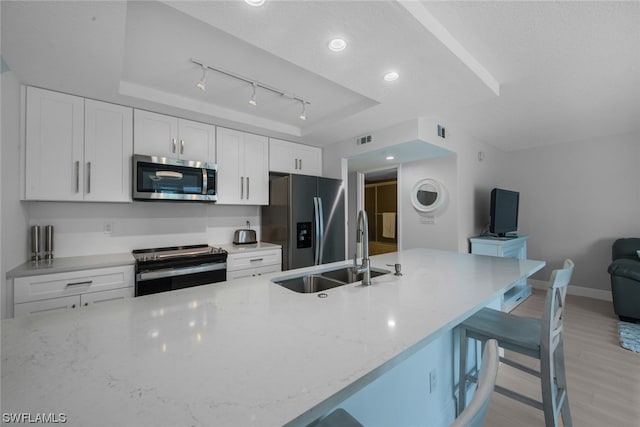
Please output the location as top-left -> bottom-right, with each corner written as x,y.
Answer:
353,210 -> 371,286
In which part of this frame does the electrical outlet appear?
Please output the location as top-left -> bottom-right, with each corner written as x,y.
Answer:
429,369 -> 437,394
103,221 -> 113,235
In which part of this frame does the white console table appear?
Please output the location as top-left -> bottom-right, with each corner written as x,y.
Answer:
469,235 -> 532,312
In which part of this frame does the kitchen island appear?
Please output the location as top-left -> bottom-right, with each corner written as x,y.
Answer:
1,248 -> 544,426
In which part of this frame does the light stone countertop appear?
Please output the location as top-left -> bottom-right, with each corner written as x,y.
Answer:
5,253 -> 135,279
5,243 -> 281,279
0,248 -> 544,426
218,241 -> 281,255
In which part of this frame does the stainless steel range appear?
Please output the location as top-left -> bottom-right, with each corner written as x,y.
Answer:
132,244 -> 228,296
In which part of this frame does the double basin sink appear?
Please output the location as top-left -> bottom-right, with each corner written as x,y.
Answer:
273,266 -> 390,294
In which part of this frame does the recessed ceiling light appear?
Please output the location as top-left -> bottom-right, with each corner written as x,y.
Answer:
386,155 -> 395,160
384,71 -> 399,82
328,38 -> 347,52
244,0 -> 265,7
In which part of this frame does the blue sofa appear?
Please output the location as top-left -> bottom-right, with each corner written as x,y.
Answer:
608,238 -> 640,322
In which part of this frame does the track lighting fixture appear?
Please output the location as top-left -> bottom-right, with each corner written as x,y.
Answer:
191,58 -> 311,122
299,100 -> 306,121
249,83 -> 257,106
196,64 -> 207,91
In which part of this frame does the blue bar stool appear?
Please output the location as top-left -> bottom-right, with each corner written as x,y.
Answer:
458,259 -> 574,427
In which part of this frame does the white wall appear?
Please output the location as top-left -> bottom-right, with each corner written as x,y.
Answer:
401,155 -> 458,251
325,116 -> 508,255
502,131 -> 640,295
26,202 -> 260,258
1,66 -> 29,320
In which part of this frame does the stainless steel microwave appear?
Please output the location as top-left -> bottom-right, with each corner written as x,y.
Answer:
133,155 -> 217,202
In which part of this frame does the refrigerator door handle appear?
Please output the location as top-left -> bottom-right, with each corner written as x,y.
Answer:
317,197 -> 325,264
313,197 -> 320,265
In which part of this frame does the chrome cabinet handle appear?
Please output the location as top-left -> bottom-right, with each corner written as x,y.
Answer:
240,176 -> 244,200
295,159 -> 299,170
180,139 -> 185,155
75,161 -> 80,193
249,258 -> 264,262
299,158 -> 302,170
246,177 -> 250,199
86,161 -> 91,194
66,280 -> 93,287
172,138 -> 177,153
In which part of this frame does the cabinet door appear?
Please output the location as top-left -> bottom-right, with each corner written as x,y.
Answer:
296,144 -> 322,176
80,287 -> 134,307
269,138 -> 321,176
216,127 -> 244,204
25,87 -> 84,201
243,133 -> 269,205
269,138 -> 296,174
14,295 -> 80,317
84,100 -> 133,202
133,110 -> 178,157
177,119 -> 215,162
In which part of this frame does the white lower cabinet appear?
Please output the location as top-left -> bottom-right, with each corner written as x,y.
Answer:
226,248 -> 282,280
13,265 -> 134,317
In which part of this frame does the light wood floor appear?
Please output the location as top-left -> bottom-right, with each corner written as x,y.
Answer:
484,289 -> 640,427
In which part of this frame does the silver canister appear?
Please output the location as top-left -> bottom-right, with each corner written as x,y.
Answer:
30,225 -> 41,262
44,225 -> 54,260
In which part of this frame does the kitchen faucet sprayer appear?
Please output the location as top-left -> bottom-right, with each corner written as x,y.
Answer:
353,210 -> 371,286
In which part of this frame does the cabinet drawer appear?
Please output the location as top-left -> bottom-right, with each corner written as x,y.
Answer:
227,249 -> 281,271
14,295 -> 81,317
14,266 -> 134,304
81,287 -> 134,307
226,264 -> 282,281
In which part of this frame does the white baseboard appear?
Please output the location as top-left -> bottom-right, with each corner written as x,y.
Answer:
529,279 -> 612,302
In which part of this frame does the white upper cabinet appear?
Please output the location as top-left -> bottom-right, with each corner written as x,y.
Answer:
25,87 -> 133,202
25,87 -> 85,201
269,138 -> 322,176
133,110 -> 215,162
84,100 -> 133,202
216,127 -> 268,205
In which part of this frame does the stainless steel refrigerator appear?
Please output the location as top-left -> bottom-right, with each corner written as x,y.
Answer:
261,174 -> 345,271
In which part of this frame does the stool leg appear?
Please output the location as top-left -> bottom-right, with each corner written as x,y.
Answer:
554,339 -> 572,426
540,345 -> 558,427
458,326 -> 468,416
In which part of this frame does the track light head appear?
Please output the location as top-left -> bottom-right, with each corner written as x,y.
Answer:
299,100 -> 307,121
196,65 -> 207,91
249,83 -> 257,106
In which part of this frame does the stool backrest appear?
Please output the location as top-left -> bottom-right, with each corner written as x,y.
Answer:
542,259 -> 574,353
451,339 -> 499,427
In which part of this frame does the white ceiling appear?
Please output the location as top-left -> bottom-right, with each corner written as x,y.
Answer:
2,1 -> 639,151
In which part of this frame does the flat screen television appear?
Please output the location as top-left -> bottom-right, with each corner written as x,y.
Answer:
489,188 -> 519,237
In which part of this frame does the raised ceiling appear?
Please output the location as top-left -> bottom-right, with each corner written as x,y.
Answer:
2,1 -> 639,151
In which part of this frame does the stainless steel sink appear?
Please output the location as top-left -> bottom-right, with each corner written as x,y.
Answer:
274,274 -> 345,294
320,266 -> 389,284
272,266 -> 391,293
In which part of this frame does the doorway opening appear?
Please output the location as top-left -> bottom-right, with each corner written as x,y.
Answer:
364,169 -> 398,255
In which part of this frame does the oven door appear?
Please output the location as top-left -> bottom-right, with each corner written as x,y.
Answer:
133,155 -> 217,202
135,262 -> 226,296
